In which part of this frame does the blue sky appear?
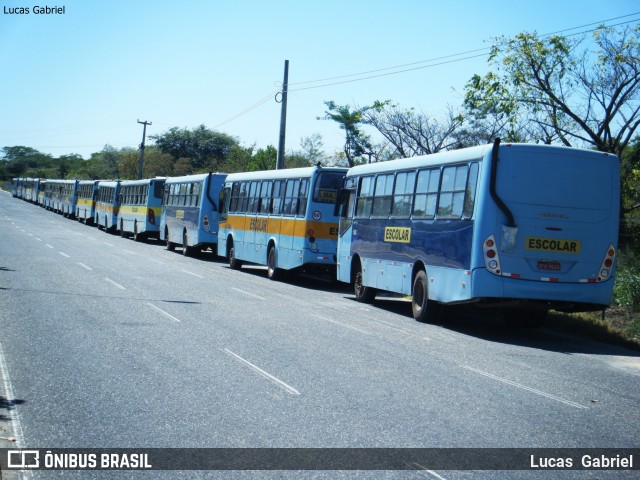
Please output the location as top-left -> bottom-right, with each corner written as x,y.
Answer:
1,0 -> 639,160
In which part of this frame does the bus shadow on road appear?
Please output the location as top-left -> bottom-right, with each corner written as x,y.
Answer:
353,297 -> 640,357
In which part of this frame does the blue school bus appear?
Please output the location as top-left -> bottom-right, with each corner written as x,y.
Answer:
218,165 -> 347,279
117,178 -> 166,241
335,140 -> 620,325
95,181 -> 121,231
160,173 -> 227,255
76,180 -> 99,224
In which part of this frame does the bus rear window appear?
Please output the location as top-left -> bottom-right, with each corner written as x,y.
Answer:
313,172 -> 343,204
500,151 -> 613,209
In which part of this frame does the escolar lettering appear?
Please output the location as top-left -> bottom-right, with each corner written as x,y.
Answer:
526,236 -> 580,254
249,218 -> 268,232
384,227 -> 411,243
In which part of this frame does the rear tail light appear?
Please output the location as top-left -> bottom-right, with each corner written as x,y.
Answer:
148,208 -> 156,225
483,235 -> 501,275
308,228 -> 318,252
597,244 -> 616,281
203,215 -> 210,232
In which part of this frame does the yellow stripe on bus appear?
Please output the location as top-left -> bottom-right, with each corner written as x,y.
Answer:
222,215 -> 338,239
119,206 -> 162,215
95,203 -> 119,214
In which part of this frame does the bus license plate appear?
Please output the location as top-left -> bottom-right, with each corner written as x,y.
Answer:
537,260 -> 561,271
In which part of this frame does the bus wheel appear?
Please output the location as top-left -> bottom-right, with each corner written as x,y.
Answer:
353,262 -> 376,303
120,220 -> 127,238
166,229 -> 175,251
267,246 -> 281,281
133,222 -> 141,242
182,232 -> 192,257
228,241 -> 242,270
412,270 -> 440,323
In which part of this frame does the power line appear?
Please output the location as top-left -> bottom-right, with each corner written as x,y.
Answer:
288,13 -> 640,92
205,12 -> 640,130
211,90 -> 278,129
288,52 -> 490,93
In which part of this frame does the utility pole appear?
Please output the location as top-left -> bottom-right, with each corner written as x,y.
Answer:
137,119 -> 152,180
276,60 -> 289,170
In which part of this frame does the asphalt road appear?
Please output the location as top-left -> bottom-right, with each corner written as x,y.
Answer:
1,190 -> 639,479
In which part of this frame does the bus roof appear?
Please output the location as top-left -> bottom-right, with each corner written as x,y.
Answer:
97,180 -> 120,188
345,143 -> 617,177
45,179 -> 79,185
224,166 -> 347,183
164,172 -> 227,184
120,178 -> 166,187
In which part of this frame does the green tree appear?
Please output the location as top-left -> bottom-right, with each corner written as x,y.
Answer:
464,25 -> 640,158
219,145 -> 254,173
1,146 -> 54,179
363,102 -> 465,157
247,145 -> 277,171
298,134 -> 326,165
151,125 -> 239,171
319,101 -> 373,166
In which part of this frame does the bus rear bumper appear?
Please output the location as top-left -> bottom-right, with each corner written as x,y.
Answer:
470,268 -> 614,311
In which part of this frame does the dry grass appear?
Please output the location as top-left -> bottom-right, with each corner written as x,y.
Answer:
548,308 -> 640,352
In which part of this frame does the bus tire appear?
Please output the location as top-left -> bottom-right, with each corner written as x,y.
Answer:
120,220 -> 128,238
412,270 -> 440,323
133,222 -> 141,242
165,229 -> 175,251
228,241 -> 242,270
182,231 -> 192,257
267,246 -> 281,281
353,261 -> 376,303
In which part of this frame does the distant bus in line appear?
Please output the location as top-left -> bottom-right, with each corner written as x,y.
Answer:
23,178 -> 40,203
218,165 -> 348,280
335,140 -> 620,326
160,173 -> 227,256
94,181 -> 121,231
76,180 -> 99,224
58,179 -> 79,218
11,178 -> 21,197
118,178 -> 166,241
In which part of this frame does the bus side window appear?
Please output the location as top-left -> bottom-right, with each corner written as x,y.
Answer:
283,179 -> 297,216
272,180 -> 285,215
260,180 -> 273,214
372,174 -> 394,218
238,182 -> 249,212
391,171 -> 416,218
297,179 -> 309,216
463,163 -> 479,218
413,169 -> 440,219
193,182 -> 201,207
438,165 -> 468,219
248,181 -> 260,214
355,176 -> 374,218
229,182 -> 240,212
